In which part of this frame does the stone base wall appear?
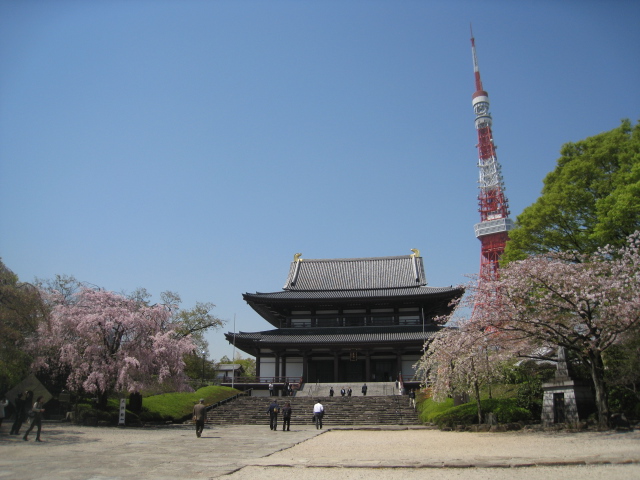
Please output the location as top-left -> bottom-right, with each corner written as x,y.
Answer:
541,379 -> 594,426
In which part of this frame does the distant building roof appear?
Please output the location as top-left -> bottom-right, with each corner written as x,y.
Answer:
217,364 -> 245,372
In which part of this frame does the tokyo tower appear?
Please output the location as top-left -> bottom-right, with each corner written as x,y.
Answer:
470,30 -> 513,281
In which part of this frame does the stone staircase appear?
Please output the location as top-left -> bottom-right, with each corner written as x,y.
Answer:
299,382 -> 399,397
205,392 -> 420,426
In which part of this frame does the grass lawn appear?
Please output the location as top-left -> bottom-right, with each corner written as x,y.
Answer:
141,386 -> 241,420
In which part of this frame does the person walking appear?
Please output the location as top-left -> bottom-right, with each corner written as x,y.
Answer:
192,398 -> 207,438
9,392 -> 25,435
361,383 -> 368,396
329,386 -> 334,397
409,389 -> 416,409
340,388 -> 346,397
313,400 -> 324,429
268,383 -> 274,396
281,402 -> 292,431
347,387 -> 352,397
22,396 -> 45,442
266,399 -> 279,431
0,396 -> 8,430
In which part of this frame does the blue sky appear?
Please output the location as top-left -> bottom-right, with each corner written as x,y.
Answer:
1,0 -> 639,361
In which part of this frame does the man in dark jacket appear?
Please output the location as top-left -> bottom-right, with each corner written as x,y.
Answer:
361,384 -> 368,396
281,402 -> 292,431
9,392 -> 25,435
193,399 -> 207,438
266,400 -> 279,431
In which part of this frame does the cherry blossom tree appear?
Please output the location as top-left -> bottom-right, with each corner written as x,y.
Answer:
31,288 -> 196,407
415,320 -> 510,424
474,232 -> 640,428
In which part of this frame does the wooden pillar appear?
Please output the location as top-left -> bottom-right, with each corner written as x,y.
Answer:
396,350 -> 403,381
333,351 -> 340,383
255,349 -> 261,378
274,352 -> 280,381
282,354 -> 287,379
365,350 -> 371,382
302,351 -> 309,383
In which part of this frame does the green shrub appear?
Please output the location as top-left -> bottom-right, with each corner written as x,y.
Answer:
501,363 -> 554,420
69,386 -> 241,425
417,397 -> 454,424
419,397 -> 532,427
140,386 -> 240,421
608,385 -> 640,420
491,398 -> 533,423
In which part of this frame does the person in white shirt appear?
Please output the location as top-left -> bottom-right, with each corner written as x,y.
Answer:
313,401 -> 324,429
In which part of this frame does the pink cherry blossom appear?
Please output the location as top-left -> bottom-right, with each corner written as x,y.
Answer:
30,288 -> 196,403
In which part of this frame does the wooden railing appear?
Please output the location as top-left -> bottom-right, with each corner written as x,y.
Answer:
220,376 -> 303,385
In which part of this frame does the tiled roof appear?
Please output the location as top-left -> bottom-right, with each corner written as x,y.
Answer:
282,255 -> 427,291
225,325 -> 442,345
246,285 -> 460,301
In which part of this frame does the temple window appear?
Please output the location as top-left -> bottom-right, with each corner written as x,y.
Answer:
399,315 -> 421,326
370,316 -> 394,326
344,316 -> 366,326
316,317 -> 339,327
291,318 -> 311,328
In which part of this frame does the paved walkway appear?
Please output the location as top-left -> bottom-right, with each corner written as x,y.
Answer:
1,423 -> 639,479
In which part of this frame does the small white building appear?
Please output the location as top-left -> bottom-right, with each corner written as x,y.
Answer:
216,364 -> 245,382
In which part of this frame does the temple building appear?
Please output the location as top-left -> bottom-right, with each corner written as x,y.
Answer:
225,250 -> 464,386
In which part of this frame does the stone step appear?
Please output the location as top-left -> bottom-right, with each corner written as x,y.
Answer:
298,382 -> 405,397
204,394 -> 420,426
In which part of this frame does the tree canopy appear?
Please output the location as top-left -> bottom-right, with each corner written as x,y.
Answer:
475,233 -> 640,427
218,353 -> 256,377
30,288 -> 197,405
0,260 -> 47,393
503,119 -> 640,263
415,322 -> 509,424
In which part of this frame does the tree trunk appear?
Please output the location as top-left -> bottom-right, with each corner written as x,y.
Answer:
474,378 -> 483,424
589,351 -> 609,429
97,391 -> 109,411
471,358 -> 483,424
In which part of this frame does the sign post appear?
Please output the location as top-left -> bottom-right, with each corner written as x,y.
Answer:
118,398 -> 126,426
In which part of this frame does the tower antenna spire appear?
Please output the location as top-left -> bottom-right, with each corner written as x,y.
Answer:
469,31 -> 513,283
470,24 -> 483,92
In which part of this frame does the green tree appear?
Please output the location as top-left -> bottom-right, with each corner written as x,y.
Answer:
172,300 -> 225,353
218,353 -> 256,377
123,290 -> 225,382
0,260 -> 47,392
503,119 -> 640,263
604,328 -> 640,416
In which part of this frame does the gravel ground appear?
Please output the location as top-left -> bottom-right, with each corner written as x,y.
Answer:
229,428 -> 640,480
1,423 -> 639,479
230,465 -> 639,480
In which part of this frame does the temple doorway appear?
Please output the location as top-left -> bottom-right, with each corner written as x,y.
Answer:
372,360 -> 394,382
343,359 -> 365,382
309,360 -> 333,383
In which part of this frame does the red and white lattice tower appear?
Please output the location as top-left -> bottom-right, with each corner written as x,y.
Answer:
470,30 -> 513,282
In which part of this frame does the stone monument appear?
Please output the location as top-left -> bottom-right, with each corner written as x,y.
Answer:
541,347 -> 595,426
